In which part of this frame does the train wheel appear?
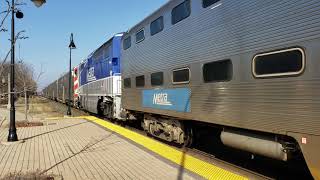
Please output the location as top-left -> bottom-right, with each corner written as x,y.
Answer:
97,100 -> 104,117
184,126 -> 194,147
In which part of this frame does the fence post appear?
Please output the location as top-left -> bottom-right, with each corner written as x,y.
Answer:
24,85 -> 27,121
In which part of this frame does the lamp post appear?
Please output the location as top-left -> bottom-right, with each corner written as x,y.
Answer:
8,0 -> 46,142
67,33 -> 76,116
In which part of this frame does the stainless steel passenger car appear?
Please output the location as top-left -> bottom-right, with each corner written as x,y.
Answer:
43,72 -> 74,104
121,0 -> 320,178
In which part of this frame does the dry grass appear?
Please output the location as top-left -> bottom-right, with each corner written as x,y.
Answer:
1,170 -> 62,180
13,96 -> 88,120
4,121 -> 43,128
15,121 -> 44,127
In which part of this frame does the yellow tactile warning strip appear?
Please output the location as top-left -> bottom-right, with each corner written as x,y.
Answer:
72,116 -> 248,180
45,117 -> 61,120
310,167 -> 320,180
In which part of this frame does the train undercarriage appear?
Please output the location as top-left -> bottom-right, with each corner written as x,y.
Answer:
122,110 -> 301,162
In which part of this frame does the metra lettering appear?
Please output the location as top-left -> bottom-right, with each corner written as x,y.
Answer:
87,67 -> 96,81
88,67 -> 94,77
153,93 -> 172,106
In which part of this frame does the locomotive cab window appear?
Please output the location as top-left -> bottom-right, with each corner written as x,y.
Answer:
123,36 -> 131,50
253,48 -> 305,78
124,78 -> 131,88
151,72 -> 164,86
136,75 -> 145,87
203,59 -> 232,82
172,68 -> 190,84
203,0 -> 221,8
150,16 -> 164,36
172,0 -> 191,25
136,29 -> 145,43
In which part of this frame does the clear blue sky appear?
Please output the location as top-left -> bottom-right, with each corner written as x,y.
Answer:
0,0 -> 168,90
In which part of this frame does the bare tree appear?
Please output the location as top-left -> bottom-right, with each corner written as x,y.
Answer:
0,30 -> 28,77
0,61 -> 40,96
1,0 -> 45,121
1,0 -> 28,77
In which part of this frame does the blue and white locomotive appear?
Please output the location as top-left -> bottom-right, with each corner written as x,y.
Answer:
76,33 -> 123,119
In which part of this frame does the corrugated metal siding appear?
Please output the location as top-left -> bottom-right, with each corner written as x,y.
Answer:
79,76 -> 122,113
122,0 -> 320,135
123,0 -> 320,75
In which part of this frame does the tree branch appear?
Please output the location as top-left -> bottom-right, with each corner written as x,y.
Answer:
0,30 -> 28,76
0,0 -> 11,32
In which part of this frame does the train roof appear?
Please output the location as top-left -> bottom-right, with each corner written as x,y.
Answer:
124,0 -> 181,37
88,32 -> 124,59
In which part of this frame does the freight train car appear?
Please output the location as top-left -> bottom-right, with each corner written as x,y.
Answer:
121,0 -> 320,178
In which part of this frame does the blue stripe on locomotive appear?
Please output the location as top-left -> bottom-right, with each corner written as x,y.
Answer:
79,33 -> 123,86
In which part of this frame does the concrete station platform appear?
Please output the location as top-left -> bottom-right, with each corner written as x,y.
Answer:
0,109 -> 259,179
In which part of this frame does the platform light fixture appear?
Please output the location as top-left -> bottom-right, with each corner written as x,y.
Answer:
15,10 -> 24,19
67,33 -> 76,116
69,34 -> 76,49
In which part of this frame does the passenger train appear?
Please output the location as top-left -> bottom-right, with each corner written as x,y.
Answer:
42,0 -> 320,178
44,72 -> 73,103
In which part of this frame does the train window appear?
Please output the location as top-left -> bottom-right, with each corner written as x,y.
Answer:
203,59 -> 233,82
123,36 -> 131,50
203,0 -> 220,8
171,0 -> 191,25
136,29 -> 145,43
253,48 -> 305,78
172,68 -> 190,84
124,78 -> 131,88
151,72 -> 164,86
136,75 -> 145,87
150,16 -> 164,36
